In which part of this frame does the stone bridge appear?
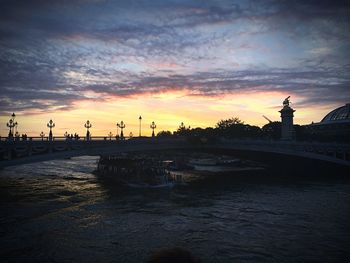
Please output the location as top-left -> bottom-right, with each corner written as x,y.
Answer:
0,137 -> 349,168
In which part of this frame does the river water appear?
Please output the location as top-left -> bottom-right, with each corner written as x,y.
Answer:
0,156 -> 350,262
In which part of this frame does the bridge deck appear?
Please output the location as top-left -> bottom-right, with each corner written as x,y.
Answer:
1,138 -> 349,168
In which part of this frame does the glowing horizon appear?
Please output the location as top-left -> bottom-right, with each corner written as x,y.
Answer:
0,90 -> 339,137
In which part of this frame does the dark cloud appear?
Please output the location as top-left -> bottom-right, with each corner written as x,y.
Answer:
273,0 -> 350,20
56,66 -> 350,106
0,0 -> 349,115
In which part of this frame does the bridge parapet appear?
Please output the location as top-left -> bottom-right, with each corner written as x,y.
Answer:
0,137 -> 187,161
0,137 -> 349,167
218,139 -> 350,163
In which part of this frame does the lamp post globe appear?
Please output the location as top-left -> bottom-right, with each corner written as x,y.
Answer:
6,112 -> 17,139
84,120 -> 92,141
47,119 -> 55,141
108,131 -> 113,140
118,121 -> 126,139
40,131 -> 45,141
150,121 -> 157,137
6,119 -> 14,138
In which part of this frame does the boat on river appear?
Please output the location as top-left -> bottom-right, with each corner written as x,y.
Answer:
95,155 -> 183,186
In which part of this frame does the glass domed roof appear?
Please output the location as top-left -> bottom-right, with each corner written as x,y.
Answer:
321,103 -> 350,123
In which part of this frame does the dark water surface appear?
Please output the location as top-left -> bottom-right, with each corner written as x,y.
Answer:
1,156 -> 350,262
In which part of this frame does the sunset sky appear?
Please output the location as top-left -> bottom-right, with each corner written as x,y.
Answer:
0,0 -> 349,137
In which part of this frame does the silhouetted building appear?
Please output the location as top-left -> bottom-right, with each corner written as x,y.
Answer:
306,103 -> 350,142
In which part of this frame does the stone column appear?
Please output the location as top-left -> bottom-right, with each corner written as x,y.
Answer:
279,103 -> 295,140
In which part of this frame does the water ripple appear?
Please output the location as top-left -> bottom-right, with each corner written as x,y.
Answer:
1,156 -> 350,262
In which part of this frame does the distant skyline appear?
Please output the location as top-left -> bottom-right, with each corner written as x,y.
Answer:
1,0 -> 350,136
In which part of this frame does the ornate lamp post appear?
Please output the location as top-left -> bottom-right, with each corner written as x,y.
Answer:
6,112 -> 17,139
84,120 -> 92,141
117,121 -> 125,139
139,115 -> 142,137
150,121 -> 157,137
47,119 -> 55,141
15,122 -> 19,137
108,131 -> 113,140
15,130 -> 19,139
40,131 -> 45,141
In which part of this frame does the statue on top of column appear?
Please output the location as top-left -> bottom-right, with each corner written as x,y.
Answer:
283,96 -> 290,107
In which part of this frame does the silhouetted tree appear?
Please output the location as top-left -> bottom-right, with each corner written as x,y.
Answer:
243,124 -> 263,138
216,117 -> 243,130
157,130 -> 172,137
262,121 -> 281,140
174,122 -> 191,136
215,117 -> 261,138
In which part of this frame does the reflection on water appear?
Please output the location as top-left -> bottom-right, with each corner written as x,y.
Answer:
0,156 -> 350,262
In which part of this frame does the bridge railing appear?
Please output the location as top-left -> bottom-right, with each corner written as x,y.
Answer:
1,136 -> 349,163
0,136 -> 136,142
219,138 -> 350,162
